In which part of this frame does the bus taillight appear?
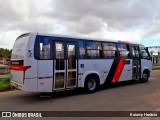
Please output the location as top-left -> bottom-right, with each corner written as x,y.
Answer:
11,66 -> 31,71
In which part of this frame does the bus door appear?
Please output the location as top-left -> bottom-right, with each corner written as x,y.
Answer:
53,41 -> 77,90
131,45 -> 141,79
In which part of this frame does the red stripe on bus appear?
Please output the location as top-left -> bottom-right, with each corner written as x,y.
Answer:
10,66 -> 31,71
122,41 -> 129,44
112,58 -> 125,83
118,41 -> 130,44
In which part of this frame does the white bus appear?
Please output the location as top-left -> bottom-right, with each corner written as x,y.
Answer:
11,33 -> 152,93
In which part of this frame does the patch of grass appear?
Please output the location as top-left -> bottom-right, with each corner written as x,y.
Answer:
152,66 -> 160,70
0,71 -> 10,75
0,77 -> 11,92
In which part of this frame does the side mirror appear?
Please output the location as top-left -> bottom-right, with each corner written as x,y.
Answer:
145,47 -> 150,57
145,47 -> 148,51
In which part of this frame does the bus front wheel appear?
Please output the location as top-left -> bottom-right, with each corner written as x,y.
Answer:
140,71 -> 149,83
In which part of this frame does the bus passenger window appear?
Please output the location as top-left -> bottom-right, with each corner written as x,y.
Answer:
86,41 -> 102,50
39,37 -> 51,59
86,41 -> 102,59
103,51 -> 116,58
102,43 -> 117,58
87,50 -> 100,59
117,44 -> 130,58
79,41 -> 85,59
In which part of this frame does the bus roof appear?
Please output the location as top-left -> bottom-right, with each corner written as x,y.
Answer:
27,32 -> 140,45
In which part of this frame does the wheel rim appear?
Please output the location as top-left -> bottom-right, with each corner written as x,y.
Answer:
88,79 -> 96,91
143,73 -> 148,80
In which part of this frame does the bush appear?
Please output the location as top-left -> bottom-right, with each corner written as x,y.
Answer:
0,77 -> 11,92
0,71 -> 10,75
152,66 -> 160,70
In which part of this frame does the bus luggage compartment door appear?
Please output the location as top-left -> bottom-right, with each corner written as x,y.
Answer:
37,60 -> 53,92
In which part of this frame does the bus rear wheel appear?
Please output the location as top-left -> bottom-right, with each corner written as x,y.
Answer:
84,76 -> 99,93
140,71 -> 149,83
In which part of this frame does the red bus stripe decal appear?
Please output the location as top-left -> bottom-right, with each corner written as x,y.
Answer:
104,59 -> 120,84
112,58 -> 125,83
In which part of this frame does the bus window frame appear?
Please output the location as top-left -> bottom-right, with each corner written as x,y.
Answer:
85,40 -> 103,59
78,40 -> 120,60
34,35 -> 53,60
102,42 -> 118,59
117,43 -> 131,58
78,40 -> 86,59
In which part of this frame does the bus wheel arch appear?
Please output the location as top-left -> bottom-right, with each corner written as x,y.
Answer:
140,69 -> 150,83
84,73 -> 100,93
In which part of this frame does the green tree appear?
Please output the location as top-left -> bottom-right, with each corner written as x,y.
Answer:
0,48 -> 11,58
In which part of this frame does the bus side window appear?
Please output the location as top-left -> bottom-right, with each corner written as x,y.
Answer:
86,41 -> 102,59
79,41 -> 85,59
39,36 -> 51,59
103,43 -> 117,58
117,44 -> 130,58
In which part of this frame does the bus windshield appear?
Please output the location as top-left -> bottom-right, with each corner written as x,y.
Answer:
11,34 -> 29,59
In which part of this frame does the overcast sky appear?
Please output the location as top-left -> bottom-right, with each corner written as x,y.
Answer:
0,0 -> 160,49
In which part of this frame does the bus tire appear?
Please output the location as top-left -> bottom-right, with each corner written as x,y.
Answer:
84,75 -> 99,93
140,70 -> 149,83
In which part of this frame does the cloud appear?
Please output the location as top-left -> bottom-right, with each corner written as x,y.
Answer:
46,0 -> 160,39
0,30 -> 21,49
0,0 -> 160,49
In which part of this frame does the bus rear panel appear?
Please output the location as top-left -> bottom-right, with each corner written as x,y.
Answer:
11,33 -> 38,92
